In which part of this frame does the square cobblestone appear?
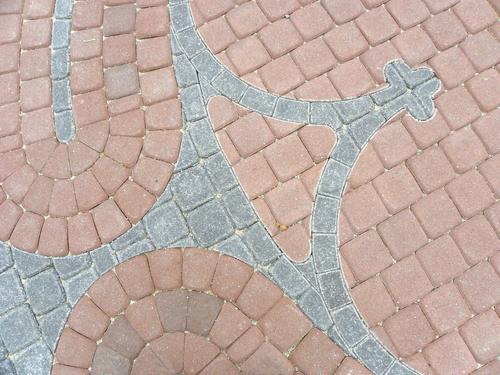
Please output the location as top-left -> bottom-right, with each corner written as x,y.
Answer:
171,165 -> 215,211
241,223 -> 281,265
38,304 -> 70,352
25,269 -> 65,315
0,304 -> 40,352
53,254 -> 91,280
12,340 -> 52,375
0,269 -> 25,314
145,200 -> 189,247
222,187 -> 258,229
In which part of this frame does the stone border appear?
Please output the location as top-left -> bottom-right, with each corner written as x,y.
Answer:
51,0 -> 76,143
168,1 -> 441,374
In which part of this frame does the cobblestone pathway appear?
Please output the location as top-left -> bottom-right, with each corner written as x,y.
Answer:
0,0 -> 499,374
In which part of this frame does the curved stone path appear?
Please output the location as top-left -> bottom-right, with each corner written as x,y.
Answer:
0,0 -> 182,256
0,0 -> 498,374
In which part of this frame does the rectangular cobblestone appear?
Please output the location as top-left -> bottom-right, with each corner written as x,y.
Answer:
386,361 -> 419,375
173,54 -> 198,88
54,0 -> 72,19
295,258 -> 318,289
52,20 -> 71,49
53,254 -> 91,280
212,70 -> 248,101
174,135 -> 199,172
0,269 -> 25,314
317,159 -> 349,198
186,199 -> 234,247
12,340 -> 52,375
333,96 -> 374,124
312,233 -> 339,273
181,84 -> 207,122
51,48 -> 69,80
171,165 -> 215,212
0,244 -> 12,272
353,336 -> 394,374
310,102 -> 342,129
111,222 -> 147,251
298,288 -> 333,331
176,27 -> 205,58
331,132 -> 360,166
52,78 -> 71,113
273,98 -> 309,124
191,50 -> 223,82
239,86 -> 277,116
90,245 -> 118,275
348,112 -> 385,148
116,239 -> 154,262
222,187 -> 258,229
332,304 -> 368,347
54,110 -> 75,143
170,2 -> 193,32
312,194 -> 339,234
11,250 -> 51,279
328,325 -> 352,356
0,304 -> 40,352
318,270 -> 350,310
242,223 -> 281,265
216,235 -> 256,267
268,256 -> 310,299
25,269 -> 65,315
38,304 -> 70,352
205,152 -> 238,192
189,118 -> 220,158
145,200 -> 189,247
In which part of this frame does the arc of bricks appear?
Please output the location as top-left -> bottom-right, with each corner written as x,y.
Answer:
168,1 -> 440,374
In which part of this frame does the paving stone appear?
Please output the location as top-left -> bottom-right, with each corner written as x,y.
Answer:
348,112 -> 385,148
62,268 -> 98,306
12,249 -> 51,278
12,340 -> 51,375
53,254 -> 91,280
239,86 -> 277,116
0,244 -> 12,272
181,84 -> 207,122
186,199 -> 234,247
331,132 -> 360,166
312,233 -> 339,273
176,27 -> 205,58
312,194 -> 339,234
25,269 -> 65,315
333,304 -> 368,347
353,336 -> 394,374
328,325 -> 352,356
170,2 -> 193,32
144,201 -> 189,247
172,54 -> 198,88
222,187 -> 257,229
54,0 -> 72,19
0,304 -> 39,352
171,165 -> 215,211
111,223 -> 147,252
0,269 -> 25,314
52,19 -> 70,49
52,78 -> 71,113
0,359 -> 14,374
273,98 -> 309,124
53,110 -> 75,143
38,304 -> 70,352
188,118 -> 219,158
204,152 -> 238,192
298,288 -> 333,331
318,270 -> 350,310
295,258 -> 318,289
51,48 -> 69,80
191,50 -> 223,82
216,235 -> 255,266
115,239 -> 155,262
310,102 -> 342,129
91,245 -> 118,276
333,96 -> 374,124
174,134 -> 199,171
269,256 -> 310,299
241,223 -> 281,265
212,70 -> 248,101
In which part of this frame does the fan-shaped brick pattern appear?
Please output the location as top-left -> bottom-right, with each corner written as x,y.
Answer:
52,248 -> 371,375
191,1 -> 500,374
0,0 -> 182,256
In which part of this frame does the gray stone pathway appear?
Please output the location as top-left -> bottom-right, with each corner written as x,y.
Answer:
0,1 -> 441,373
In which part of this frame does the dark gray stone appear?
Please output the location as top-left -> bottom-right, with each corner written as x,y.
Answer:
0,244 -> 12,272
298,288 -> 333,331
328,325 -> 352,355
333,96 -> 374,124
191,50 -> 223,82
51,48 -> 69,80
12,340 -> 52,375
205,152 -> 238,192
268,256 -> 310,299
317,159 -> 349,199
200,77 -> 218,103
38,304 -> 70,352
176,27 -> 205,58
181,84 -> 207,122
144,201 -> 189,247
385,361 -> 419,375
172,54 -> 198,88
239,86 -> 277,116
169,2 -> 193,32
212,70 -> 248,101
0,269 -> 25,314
312,194 -> 339,234
318,270 -> 350,310
222,187 -> 257,229
53,254 -> 90,280
413,78 -> 440,120
52,78 -> 71,113
25,269 -> 65,315
312,233 -> 339,273
186,200 -> 234,247
11,250 -> 50,279
91,245 -> 118,275
174,133 -> 199,171
54,110 -> 75,143
116,239 -> 154,262
310,102 -> 341,129
394,60 -> 434,88
348,112 -> 385,148
189,118 -> 219,158
0,305 -> 39,352
354,336 -> 394,375
52,20 -> 71,49
241,223 -> 281,265
331,132 -> 360,166
332,304 -> 368,347
62,268 -> 98,306
171,165 -> 215,211
54,0 -> 72,19
111,223 -> 147,251
273,97 -> 309,124
294,258 -> 318,289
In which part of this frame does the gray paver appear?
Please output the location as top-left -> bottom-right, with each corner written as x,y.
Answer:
53,254 -> 91,280
186,199 -> 234,246
332,304 -> 368,347
0,244 -> 12,273
38,304 -> 70,352
189,118 -> 220,158
144,201 -> 189,247
25,269 -> 65,315
268,256 -> 310,299
0,305 -> 40,352
171,165 -> 215,211
0,269 -> 25,315
204,152 -> 238,192
11,250 -> 51,279
11,340 -> 52,375
222,187 -> 258,229
241,223 -> 281,265
353,336 -> 395,374
62,268 -> 98,306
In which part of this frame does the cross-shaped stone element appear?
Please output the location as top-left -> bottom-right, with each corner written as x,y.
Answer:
169,2 -> 441,374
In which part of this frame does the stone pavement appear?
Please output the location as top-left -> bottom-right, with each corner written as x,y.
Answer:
0,0 -> 499,374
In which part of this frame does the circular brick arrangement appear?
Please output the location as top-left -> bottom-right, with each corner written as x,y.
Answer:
191,1 -> 500,374
52,248 -> 371,375
0,0 -> 182,256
